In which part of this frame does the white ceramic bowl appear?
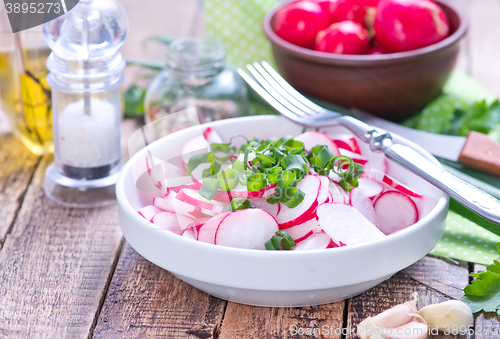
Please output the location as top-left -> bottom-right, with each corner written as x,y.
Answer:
116,116 -> 448,307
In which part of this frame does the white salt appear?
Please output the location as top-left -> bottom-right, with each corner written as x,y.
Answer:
58,97 -> 119,167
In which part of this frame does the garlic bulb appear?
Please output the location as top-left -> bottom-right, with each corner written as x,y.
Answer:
418,300 -> 473,331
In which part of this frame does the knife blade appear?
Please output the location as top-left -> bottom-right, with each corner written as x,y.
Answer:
352,108 -> 500,177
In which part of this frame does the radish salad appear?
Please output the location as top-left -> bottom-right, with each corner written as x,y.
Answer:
137,127 -> 423,250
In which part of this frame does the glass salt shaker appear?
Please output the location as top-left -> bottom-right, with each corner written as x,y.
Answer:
43,0 -> 128,207
144,37 -> 248,138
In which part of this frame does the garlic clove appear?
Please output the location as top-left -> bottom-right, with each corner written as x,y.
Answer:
418,300 -> 473,332
371,298 -> 419,329
357,316 -> 386,339
382,321 -> 428,339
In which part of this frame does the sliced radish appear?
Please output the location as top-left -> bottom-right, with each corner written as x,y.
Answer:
153,191 -> 177,212
350,188 -> 379,226
181,227 -> 197,240
331,135 -> 361,155
317,203 -> 386,246
138,205 -> 162,221
338,148 -> 368,165
166,176 -> 201,193
369,169 -> 422,198
214,209 -> 279,249
328,170 -> 342,183
373,191 -> 419,235
317,175 -> 330,204
294,131 -> 339,155
131,155 -> 167,193
276,175 -> 321,228
151,211 -> 183,235
292,232 -> 332,251
182,135 -> 209,169
328,181 -> 350,204
197,212 -> 230,244
284,218 -> 319,243
356,178 -> 384,200
175,189 -> 225,215
203,127 -> 223,144
364,156 -> 388,174
250,198 -> 280,217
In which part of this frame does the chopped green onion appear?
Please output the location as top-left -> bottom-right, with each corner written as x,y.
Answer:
238,170 -> 253,186
283,139 -> 305,153
218,169 -> 239,191
280,186 -> 305,208
265,230 -> 296,250
231,159 -> 245,173
265,166 -> 283,184
247,173 -> 267,192
230,198 -> 253,211
311,145 -> 334,169
186,152 -> 211,175
199,177 -> 219,200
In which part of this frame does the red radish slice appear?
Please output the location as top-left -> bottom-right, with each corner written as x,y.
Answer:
284,218 -> 319,243
197,212 -> 230,244
292,232 -> 332,251
369,169 -> 422,198
276,175 -> 321,228
203,127 -> 223,144
350,188 -> 379,226
181,135 -> 209,169
328,170 -> 342,183
151,211 -> 183,235
181,227 -> 197,240
214,209 -> 279,249
317,203 -> 386,246
153,191 -> 177,212
326,191 -> 333,203
364,156 -> 388,175
138,205 -> 162,221
175,189 -> 225,215
317,175 -> 330,204
331,135 -> 361,155
250,198 -> 280,217
373,191 -> 419,235
328,181 -> 350,204
294,131 -> 339,155
357,178 -> 384,200
338,148 -> 368,165
166,176 -> 202,193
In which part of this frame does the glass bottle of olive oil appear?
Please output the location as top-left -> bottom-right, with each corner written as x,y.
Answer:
0,11 -> 53,155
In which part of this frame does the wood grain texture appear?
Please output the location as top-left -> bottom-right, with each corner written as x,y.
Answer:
0,133 -> 39,246
472,264 -> 500,339
93,242 -> 226,339
218,301 -> 345,339
458,131 -> 500,176
346,256 -> 470,339
0,156 -> 124,338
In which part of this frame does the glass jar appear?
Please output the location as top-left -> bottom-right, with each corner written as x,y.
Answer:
144,37 -> 247,136
0,6 -> 53,155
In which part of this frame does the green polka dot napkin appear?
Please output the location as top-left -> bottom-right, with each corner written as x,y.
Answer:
205,0 -> 500,264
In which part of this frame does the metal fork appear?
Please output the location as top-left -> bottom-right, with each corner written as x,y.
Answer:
238,61 -> 500,225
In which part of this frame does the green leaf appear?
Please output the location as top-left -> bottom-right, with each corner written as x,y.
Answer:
462,245 -> 500,314
124,84 -> 146,117
126,59 -> 164,70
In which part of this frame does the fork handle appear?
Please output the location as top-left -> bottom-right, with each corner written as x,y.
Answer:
378,136 -> 500,225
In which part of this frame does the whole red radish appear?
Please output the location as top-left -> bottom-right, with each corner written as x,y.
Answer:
273,0 -> 330,49
330,0 -> 378,27
315,21 -> 369,55
374,0 -> 450,52
367,44 -> 389,54
310,0 -> 335,20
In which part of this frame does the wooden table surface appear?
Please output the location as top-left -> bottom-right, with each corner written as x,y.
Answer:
1,0 -> 500,338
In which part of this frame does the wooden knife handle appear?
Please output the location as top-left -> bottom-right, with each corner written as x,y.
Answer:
458,131 -> 500,177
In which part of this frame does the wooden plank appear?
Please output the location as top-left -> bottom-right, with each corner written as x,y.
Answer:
346,256 -> 470,339
0,156 -> 123,338
472,264 -> 500,339
93,242 -> 226,339
465,0 -> 500,97
0,132 -> 39,246
218,301 -> 345,338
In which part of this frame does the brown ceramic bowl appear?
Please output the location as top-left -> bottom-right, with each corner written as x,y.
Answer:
263,0 -> 467,121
